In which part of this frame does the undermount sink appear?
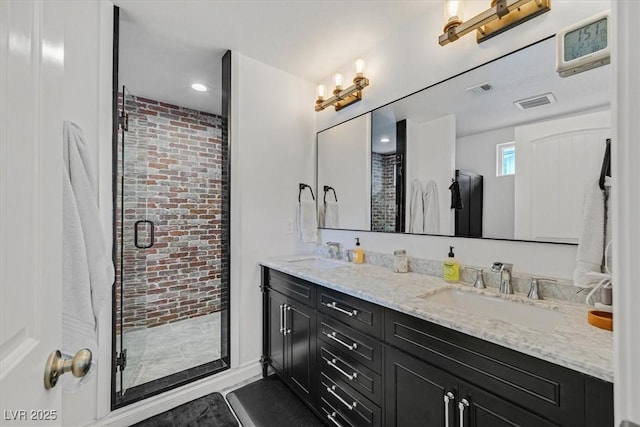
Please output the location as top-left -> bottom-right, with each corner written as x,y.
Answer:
419,288 -> 563,333
284,257 -> 351,270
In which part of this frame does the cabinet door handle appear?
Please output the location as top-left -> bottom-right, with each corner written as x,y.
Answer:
443,392 -> 455,427
279,304 -> 285,334
327,385 -> 357,411
325,331 -> 358,351
327,358 -> 358,381
327,412 -> 344,427
458,398 -> 469,427
285,305 -> 291,335
326,301 -> 358,317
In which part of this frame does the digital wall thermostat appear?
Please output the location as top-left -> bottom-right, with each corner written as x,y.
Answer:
556,11 -> 610,78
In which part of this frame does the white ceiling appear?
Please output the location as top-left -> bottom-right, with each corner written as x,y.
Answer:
115,1 -> 440,115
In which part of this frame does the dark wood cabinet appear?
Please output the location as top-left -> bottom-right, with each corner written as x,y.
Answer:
261,267 -> 614,427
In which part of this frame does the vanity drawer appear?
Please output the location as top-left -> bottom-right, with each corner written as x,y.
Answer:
384,309 -> 584,422
267,270 -> 315,306
320,372 -> 381,427
317,287 -> 383,339
319,344 -> 383,405
318,314 -> 383,373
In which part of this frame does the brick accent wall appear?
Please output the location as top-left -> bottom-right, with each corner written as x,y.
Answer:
371,152 -> 397,232
115,94 -> 227,332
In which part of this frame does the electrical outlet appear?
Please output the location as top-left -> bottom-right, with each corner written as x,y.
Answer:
286,221 -> 294,234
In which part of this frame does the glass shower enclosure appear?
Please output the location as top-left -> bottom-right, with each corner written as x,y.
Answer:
114,85 -> 229,406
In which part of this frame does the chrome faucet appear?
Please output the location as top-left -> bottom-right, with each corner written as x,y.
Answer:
491,262 -> 513,294
527,277 -> 557,300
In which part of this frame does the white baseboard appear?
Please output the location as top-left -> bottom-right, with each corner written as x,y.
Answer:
89,361 -> 263,427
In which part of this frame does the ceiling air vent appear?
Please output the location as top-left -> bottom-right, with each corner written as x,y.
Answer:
466,81 -> 493,95
514,92 -> 556,110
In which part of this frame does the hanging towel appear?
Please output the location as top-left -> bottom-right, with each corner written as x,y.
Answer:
423,180 -> 440,234
573,179 -> 605,287
449,179 -> 463,210
408,179 -> 424,233
323,200 -> 339,228
63,121 -> 114,358
297,197 -> 318,243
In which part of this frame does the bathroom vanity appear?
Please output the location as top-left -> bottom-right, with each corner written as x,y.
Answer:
260,259 -> 613,427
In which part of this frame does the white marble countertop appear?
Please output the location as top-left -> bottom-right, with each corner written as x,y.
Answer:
260,256 -> 613,382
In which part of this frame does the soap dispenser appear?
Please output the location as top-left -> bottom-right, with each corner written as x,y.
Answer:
353,238 -> 365,264
443,246 -> 459,282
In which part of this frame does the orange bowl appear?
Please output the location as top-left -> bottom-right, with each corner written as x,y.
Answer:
588,310 -> 613,331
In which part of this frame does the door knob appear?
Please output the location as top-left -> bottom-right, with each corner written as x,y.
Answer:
44,349 -> 92,389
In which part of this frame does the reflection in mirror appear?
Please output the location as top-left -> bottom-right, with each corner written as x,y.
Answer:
318,36 -> 612,244
317,113 -> 371,230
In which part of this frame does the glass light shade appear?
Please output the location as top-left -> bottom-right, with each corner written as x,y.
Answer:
355,59 -> 366,76
444,0 -> 464,31
317,84 -> 326,99
334,73 -> 343,89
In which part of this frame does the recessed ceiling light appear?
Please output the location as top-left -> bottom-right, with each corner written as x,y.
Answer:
380,137 -> 390,143
191,83 -> 208,92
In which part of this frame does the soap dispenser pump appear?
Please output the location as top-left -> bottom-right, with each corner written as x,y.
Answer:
353,238 -> 365,264
443,246 -> 460,282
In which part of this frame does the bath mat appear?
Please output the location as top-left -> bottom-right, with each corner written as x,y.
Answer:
226,375 -> 324,427
133,392 -> 238,427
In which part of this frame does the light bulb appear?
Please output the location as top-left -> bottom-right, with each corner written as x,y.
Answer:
355,59 -> 366,76
317,84 -> 326,99
334,73 -> 343,90
443,0 -> 463,32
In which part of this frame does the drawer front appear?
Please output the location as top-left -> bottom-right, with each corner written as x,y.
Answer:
320,372 -> 381,427
267,269 -> 315,306
385,309 -> 584,423
319,344 -> 382,405
318,314 -> 383,372
318,287 -> 383,339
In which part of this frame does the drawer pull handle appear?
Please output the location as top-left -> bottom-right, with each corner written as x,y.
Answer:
327,412 -> 344,427
327,358 -> 357,381
327,385 -> 357,411
325,331 -> 358,351
458,398 -> 469,427
326,301 -> 358,317
444,391 -> 454,427
284,305 -> 291,335
279,304 -> 285,334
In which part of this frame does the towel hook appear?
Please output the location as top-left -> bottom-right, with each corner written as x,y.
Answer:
323,186 -> 338,203
298,183 -> 315,203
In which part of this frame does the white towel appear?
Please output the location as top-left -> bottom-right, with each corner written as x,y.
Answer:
423,180 -> 440,234
323,201 -> 339,228
63,121 -> 114,357
297,199 -> 318,243
408,179 -> 424,233
573,180 -> 605,287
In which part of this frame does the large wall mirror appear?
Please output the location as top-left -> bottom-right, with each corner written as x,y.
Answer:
316,36 -> 612,244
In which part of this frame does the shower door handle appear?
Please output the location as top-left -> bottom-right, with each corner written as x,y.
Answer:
134,220 -> 155,249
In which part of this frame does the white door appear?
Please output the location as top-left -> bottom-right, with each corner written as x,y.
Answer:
1,1 -> 65,425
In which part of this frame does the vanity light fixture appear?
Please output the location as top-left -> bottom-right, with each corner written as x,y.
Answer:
439,0 -> 551,46
316,59 -> 370,112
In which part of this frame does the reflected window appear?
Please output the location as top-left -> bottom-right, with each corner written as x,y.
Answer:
497,142 -> 515,176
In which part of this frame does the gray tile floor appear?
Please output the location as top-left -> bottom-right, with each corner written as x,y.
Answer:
120,312 -> 221,389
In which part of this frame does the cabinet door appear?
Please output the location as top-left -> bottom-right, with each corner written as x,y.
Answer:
268,290 -> 286,374
458,382 -> 560,427
385,347 -> 456,427
286,300 -> 316,406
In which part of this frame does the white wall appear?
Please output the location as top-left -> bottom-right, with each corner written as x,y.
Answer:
317,114 -> 371,229
318,1 -> 611,282
457,127 -> 515,239
230,52 -> 317,369
62,1 -> 113,425
406,116 -> 455,235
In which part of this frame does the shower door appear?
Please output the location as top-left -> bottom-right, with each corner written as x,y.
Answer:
114,85 -> 229,405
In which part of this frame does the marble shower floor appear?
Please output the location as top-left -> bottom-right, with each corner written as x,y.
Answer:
120,312 -> 222,389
